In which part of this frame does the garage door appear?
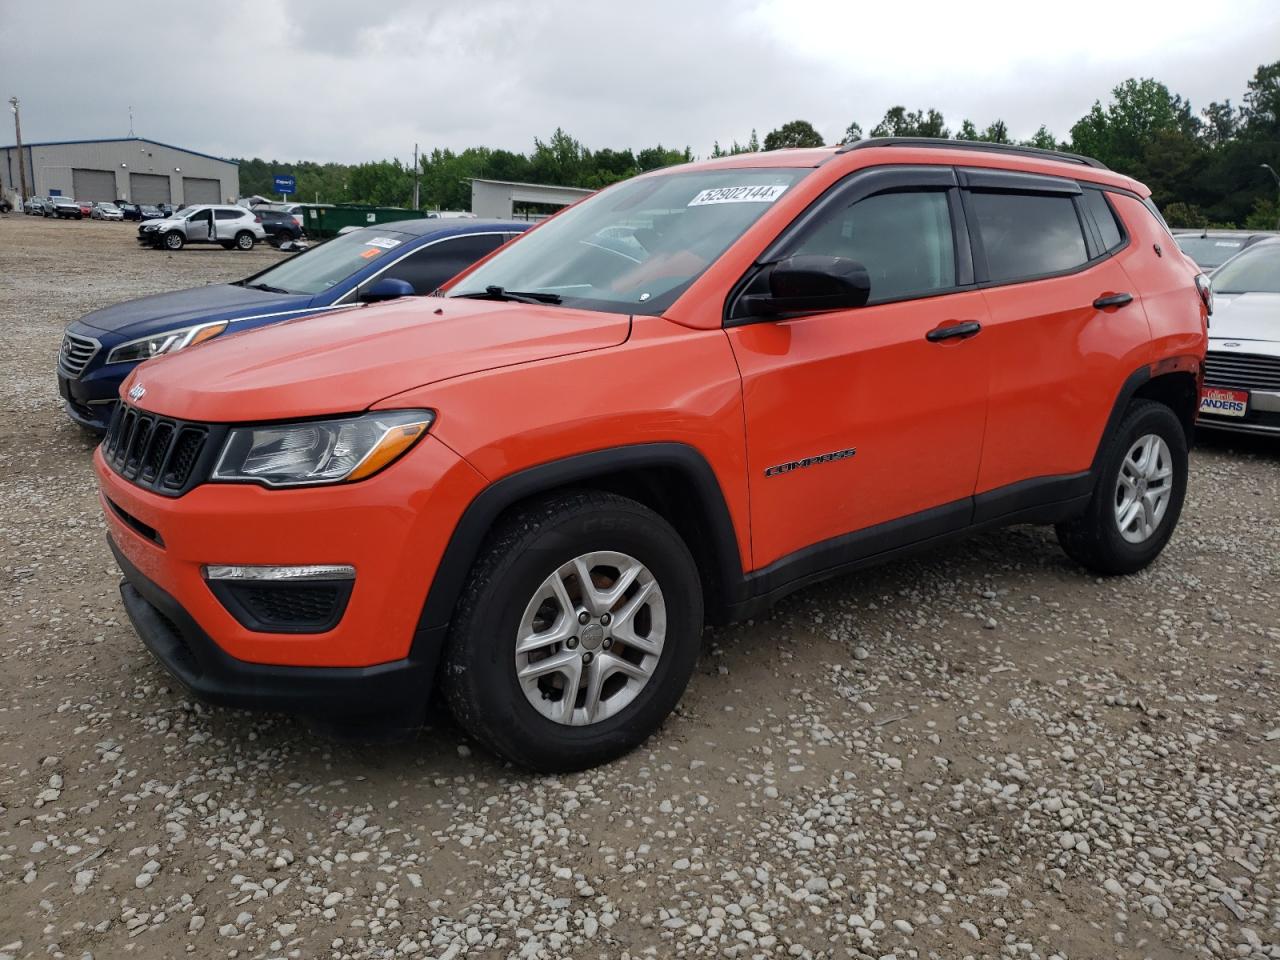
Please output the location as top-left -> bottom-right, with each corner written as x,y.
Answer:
72,168 -> 116,202
129,173 -> 171,205
183,177 -> 220,204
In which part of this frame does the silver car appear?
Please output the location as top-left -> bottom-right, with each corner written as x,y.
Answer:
137,204 -> 268,251
1198,238 -> 1280,437
91,202 -> 125,221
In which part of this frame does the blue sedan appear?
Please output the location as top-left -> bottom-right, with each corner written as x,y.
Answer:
57,218 -> 529,430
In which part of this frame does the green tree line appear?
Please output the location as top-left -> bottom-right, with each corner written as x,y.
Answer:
237,60 -> 1280,228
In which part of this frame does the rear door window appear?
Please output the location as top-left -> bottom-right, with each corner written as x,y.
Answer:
969,191 -> 1089,283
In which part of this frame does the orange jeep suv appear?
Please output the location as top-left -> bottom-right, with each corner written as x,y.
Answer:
95,138 -> 1209,771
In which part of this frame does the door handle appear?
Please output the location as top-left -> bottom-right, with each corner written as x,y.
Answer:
1092,292 -> 1133,310
926,320 -> 982,342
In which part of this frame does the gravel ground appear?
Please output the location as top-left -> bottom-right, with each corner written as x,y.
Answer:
1,212 -> 1278,960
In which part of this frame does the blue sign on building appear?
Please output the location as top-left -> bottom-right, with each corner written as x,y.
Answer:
273,175 -> 296,195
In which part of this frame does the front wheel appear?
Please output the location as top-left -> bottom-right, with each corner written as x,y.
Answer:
163,231 -> 184,250
235,231 -> 255,250
443,491 -> 704,772
1056,400 -> 1188,575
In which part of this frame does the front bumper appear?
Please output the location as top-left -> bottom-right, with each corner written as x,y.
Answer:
58,363 -> 122,431
111,537 -> 434,720
96,434 -> 485,670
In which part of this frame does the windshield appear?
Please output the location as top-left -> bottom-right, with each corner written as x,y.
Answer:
1211,243 -> 1280,294
450,167 -> 810,315
242,228 -> 415,295
1176,235 -> 1247,270
99,203 -> 119,211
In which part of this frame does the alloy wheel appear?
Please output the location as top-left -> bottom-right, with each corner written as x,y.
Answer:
1114,433 -> 1173,544
514,551 -> 666,726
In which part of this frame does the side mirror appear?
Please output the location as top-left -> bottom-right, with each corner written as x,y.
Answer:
742,255 -> 871,317
360,277 -> 415,303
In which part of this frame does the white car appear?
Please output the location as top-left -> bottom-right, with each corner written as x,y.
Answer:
92,202 -> 125,221
1198,237 -> 1280,437
137,204 -> 267,251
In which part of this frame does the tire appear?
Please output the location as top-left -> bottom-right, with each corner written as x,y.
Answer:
163,231 -> 184,251
1056,400 -> 1188,576
235,231 -> 255,250
443,490 -> 704,772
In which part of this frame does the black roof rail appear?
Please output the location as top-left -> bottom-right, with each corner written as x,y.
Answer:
835,136 -> 1108,170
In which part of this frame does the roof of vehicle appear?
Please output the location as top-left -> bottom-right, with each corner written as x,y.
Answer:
1173,229 -> 1279,238
672,137 -> 1142,193
363,218 -> 528,237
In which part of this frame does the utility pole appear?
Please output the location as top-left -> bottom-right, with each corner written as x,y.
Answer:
9,96 -> 28,203
412,142 -> 420,210
1262,164 -> 1280,231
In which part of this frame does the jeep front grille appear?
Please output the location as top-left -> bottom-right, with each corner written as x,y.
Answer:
1205,352 -> 1280,393
58,332 -> 99,379
102,404 -> 225,496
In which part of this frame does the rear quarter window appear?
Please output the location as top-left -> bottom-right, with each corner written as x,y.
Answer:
1082,189 -> 1124,252
970,191 -> 1089,283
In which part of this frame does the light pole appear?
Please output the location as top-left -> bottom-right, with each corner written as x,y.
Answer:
1262,164 -> 1280,231
9,96 -> 28,203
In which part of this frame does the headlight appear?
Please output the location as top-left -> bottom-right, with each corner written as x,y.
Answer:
211,410 -> 434,487
106,321 -> 228,364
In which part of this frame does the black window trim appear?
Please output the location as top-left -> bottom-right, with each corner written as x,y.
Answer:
723,165 -> 976,327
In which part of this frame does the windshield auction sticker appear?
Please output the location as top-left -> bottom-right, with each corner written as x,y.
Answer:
687,184 -> 789,206
365,237 -> 401,249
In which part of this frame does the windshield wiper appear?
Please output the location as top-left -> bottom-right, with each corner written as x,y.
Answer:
460,285 -> 562,305
247,282 -> 291,295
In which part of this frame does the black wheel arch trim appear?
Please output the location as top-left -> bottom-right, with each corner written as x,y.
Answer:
411,442 -> 748,647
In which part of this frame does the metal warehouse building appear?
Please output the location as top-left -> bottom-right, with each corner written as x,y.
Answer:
0,137 -> 239,207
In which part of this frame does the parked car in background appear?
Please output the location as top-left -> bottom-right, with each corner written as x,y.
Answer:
50,197 -> 84,219
1198,237 -> 1280,436
136,204 -> 266,251
137,204 -> 164,222
59,218 -> 527,430
1174,230 -> 1278,271
117,203 -> 142,220
261,202 -> 306,229
92,202 -> 125,221
24,197 -> 48,215
77,200 -> 95,218
256,208 -> 304,247
90,140 -> 1207,771
0,197 -> 11,213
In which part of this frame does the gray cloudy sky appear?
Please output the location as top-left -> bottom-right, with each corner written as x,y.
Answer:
3,0 -> 1277,162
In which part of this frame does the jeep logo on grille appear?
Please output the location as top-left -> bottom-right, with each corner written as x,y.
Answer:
128,383 -> 147,402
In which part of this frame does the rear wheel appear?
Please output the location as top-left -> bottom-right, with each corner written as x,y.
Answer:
163,231 -> 184,251
1056,400 -> 1188,575
235,231 -> 255,250
443,490 -> 703,772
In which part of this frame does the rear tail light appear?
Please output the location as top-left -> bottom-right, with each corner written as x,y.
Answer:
254,216 -> 261,223
1194,273 -> 1213,318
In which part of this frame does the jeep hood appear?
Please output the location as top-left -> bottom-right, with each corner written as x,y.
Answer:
122,297 -> 631,422
1208,293 -> 1280,344
73,284 -> 314,339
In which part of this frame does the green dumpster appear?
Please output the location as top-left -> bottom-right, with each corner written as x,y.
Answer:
307,205 -> 423,239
